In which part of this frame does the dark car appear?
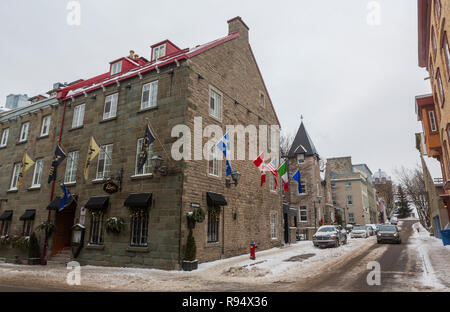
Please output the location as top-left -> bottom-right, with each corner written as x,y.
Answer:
312,225 -> 347,248
377,224 -> 401,244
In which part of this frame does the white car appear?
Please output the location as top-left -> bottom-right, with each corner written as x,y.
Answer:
390,216 -> 398,225
350,225 -> 369,238
366,224 -> 377,236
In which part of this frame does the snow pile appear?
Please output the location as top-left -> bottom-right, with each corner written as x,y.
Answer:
410,222 -> 450,290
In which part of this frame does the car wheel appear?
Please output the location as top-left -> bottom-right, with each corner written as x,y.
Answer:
335,240 -> 339,248
377,240 -> 381,244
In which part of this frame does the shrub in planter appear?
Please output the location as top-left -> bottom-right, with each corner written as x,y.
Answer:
36,221 -> 56,237
28,233 -> 41,265
11,236 -> 30,250
182,228 -> 198,271
105,217 -> 125,234
0,235 -> 10,247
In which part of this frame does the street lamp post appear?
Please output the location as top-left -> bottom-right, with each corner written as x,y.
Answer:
313,195 -> 322,231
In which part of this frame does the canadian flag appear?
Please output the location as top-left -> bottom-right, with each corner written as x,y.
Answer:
253,152 -> 266,187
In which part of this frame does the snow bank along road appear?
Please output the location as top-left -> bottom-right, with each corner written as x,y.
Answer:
0,219 -> 447,291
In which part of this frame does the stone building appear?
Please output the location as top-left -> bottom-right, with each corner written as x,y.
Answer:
417,0 -> 450,220
372,169 -> 394,219
0,17 -> 283,269
326,157 -> 375,226
285,121 -> 334,240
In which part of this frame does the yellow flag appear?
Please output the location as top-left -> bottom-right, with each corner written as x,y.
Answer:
17,153 -> 35,188
84,137 -> 100,180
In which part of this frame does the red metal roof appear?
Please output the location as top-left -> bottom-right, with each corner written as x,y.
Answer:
58,33 -> 239,100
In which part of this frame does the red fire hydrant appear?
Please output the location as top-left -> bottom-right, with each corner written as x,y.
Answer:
250,241 -> 256,260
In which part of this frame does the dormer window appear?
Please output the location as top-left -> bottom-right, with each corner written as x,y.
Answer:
152,44 -> 166,61
111,61 -> 122,75
297,154 -> 305,164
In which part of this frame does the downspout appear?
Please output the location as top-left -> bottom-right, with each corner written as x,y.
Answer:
41,99 -> 67,264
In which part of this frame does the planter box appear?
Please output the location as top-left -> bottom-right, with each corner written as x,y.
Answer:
182,260 -> 198,271
28,258 -> 41,265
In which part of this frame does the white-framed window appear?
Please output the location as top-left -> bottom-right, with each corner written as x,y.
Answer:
297,154 -> 305,164
135,138 -> 153,176
444,33 -> 450,78
64,151 -> 79,183
432,27 -> 437,57
347,195 -> 353,205
348,212 -> 355,224
89,212 -> 104,245
31,159 -> 43,187
0,218 -> 10,236
23,220 -> 33,237
209,89 -> 222,120
141,81 -> 158,109
103,93 -> 118,120
207,210 -> 219,243
435,0 -> 441,20
152,44 -> 166,60
111,61 -> 122,75
96,144 -> 113,180
436,69 -> 445,106
300,206 -> 307,222
429,110 -> 437,132
271,213 -> 277,239
130,210 -> 149,247
345,182 -> 352,190
40,115 -> 51,137
260,92 -> 265,107
10,163 -> 21,190
208,144 -> 220,177
19,122 -> 29,142
72,104 -> 85,128
298,183 -> 307,195
269,174 -> 277,192
0,128 -> 9,147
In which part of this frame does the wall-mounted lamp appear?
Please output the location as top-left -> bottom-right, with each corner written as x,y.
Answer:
226,171 -> 241,188
151,156 -> 168,176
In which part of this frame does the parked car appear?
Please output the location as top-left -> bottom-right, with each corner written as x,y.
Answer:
375,224 -> 383,234
377,224 -> 401,244
366,224 -> 377,236
350,225 -> 369,238
312,225 -> 347,248
345,224 -> 353,233
390,216 -> 398,225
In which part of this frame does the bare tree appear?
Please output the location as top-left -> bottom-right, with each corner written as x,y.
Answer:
280,131 -> 294,159
396,166 -> 431,230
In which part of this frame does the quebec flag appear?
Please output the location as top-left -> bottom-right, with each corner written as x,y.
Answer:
217,133 -> 232,176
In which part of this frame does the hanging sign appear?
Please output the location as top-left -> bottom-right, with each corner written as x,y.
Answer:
103,180 -> 119,194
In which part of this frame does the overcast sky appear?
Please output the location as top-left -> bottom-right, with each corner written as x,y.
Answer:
0,0 -> 441,181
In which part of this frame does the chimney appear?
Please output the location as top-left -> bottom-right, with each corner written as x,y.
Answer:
227,16 -> 249,42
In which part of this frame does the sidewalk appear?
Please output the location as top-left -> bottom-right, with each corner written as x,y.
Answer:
411,222 -> 450,290
0,237 -> 375,291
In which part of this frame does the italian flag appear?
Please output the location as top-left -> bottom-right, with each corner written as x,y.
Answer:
277,161 -> 289,191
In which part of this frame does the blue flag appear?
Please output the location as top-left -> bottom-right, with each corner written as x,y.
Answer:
293,169 -> 302,194
217,133 -> 232,176
137,125 -> 156,173
48,145 -> 67,184
59,184 -> 71,212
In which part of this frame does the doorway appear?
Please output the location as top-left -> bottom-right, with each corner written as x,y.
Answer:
51,208 -> 75,256
434,216 -> 442,239
284,213 -> 289,244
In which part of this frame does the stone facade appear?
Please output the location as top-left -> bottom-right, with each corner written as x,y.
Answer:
417,0 -> 450,220
0,17 -> 283,269
326,157 -> 375,226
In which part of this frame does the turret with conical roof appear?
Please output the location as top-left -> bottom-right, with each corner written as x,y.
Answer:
288,121 -> 319,159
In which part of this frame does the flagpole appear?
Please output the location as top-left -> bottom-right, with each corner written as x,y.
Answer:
145,118 -> 172,165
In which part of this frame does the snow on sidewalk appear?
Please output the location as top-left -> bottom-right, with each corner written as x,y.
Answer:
410,222 -> 450,290
0,237 -> 375,291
